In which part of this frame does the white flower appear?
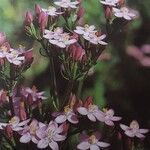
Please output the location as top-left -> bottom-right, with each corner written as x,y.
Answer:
77,104 -> 103,122
36,121 -> 66,150
49,33 -> 77,48
6,49 -> 25,65
77,132 -> 110,150
0,46 -> 9,58
120,120 -> 149,139
83,33 -> 108,45
55,105 -> 79,124
44,28 -> 77,48
42,6 -> 63,16
100,0 -> 119,6
98,109 -> 122,126
20,120 -> 46,144
54,0 -> 79,9
0,116 -> 30,131
74,25 -> 97,36
113,7 -> 136,20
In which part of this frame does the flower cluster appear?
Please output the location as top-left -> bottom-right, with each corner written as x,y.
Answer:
0,0 -> 149,150
100,0 -> 137,20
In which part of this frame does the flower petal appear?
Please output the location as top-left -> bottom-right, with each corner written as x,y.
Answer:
105,120 -> 114,126
97,141 -> 110,147
77,107 -> 88,115
55,115 -> 67,124
49,141 -> 59,150
90,144 -> 100,150
87,114 -> 96,122
120,124 -> 129,131
139,129 -> 149,134
37,139 -> 49,149
77,141 -> 90,150
20,133 -> 31,143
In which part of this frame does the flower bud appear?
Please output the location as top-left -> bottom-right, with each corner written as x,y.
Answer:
35,4 -> 42,15
38,12 -> 48,31
25,11 -> 33,25
104,6 -> 112,20
69,44 -> 85,61
5,125 -> 13,139
77,7 -> 84,20
19,101 -> 27,121
0,32 -> 6,46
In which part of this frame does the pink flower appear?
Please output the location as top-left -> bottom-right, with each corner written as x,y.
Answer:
0,116 -> 30,131
83,33 -> 108,45
20,119 -> 46,144
77,132 -> 110,150
113,7 -> 136,20
55,105 -> 79,124
21,86 -> 47,102
120,120 -> 149,139
74,25 -> 97,36
36,121 -> 66,149
6,49 -> 25,65
98,108 -> 122,126
54,0 -> 80,9
77,104 -> 103,122
0,44 -> 10,58
42,6 -> 63,16
44,28 -> 77,48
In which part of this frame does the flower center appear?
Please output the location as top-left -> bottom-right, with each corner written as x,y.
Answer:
9,117 -> 19,125
64,105 -> 72,114
130,120 -> 139,130
47,129 -> 54,142
89,135 -> 97,144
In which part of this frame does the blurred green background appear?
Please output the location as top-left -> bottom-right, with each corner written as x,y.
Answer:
0,0 -> 150,149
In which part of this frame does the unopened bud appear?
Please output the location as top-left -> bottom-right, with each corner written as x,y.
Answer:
0,32 -> 6,46
35,4 -> 42,15
104,6 -> 112,20
25,11 -> 33,25
5,125 -> 13,139
38,12 -> 48,31
77,7 -> 84,20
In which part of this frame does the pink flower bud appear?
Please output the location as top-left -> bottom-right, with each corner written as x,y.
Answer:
38,12 -> 48,31
0,32 -> 6,46
19,102 -> 27,121
118,0 -> 125,6
5,125 -> 13,139
77,7 -> 84,19
35,4 -> 42,15
104,6 -> 112,20
69,44 -> 85,61
25,11 -> 33,25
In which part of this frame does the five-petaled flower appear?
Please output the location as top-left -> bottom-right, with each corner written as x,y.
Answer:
54,0 -> 79,9
20,119 -> 46,144
100,0 -> 119,6
36,121 -> 66,149
74,25 -> 97,36
6,49 -> 25,65
42,6 -> 63,16
83,33 -> 108,45
0,116 -> 30,131
113,7 -> 136,20
44,28 -> 77,48
77,104 -> 103,122
98,108 -> 122,126
120,120 -> 149,138
21,86 -> 47,102
77,132 -> 110,150
55,105 -> 79,124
